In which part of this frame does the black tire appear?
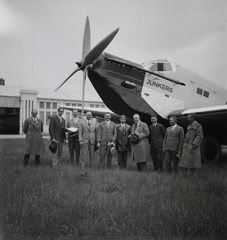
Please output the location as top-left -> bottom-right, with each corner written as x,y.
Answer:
201,136 -> 221,163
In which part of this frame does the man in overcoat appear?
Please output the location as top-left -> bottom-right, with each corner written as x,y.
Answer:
163,116 -> 184,173
49,108 -> 66,166
97,112 -> 117,169
116,115 -> 131,169
79,111 -> 98,169
23,109 -> 46,166
129,114 -> 150,171
149,115 -> 166,172
179,113 -> 203,171
66,109 -> 82,166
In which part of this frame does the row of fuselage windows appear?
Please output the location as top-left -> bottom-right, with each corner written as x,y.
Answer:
39,102 -> 106,109
196,87 -> 209,98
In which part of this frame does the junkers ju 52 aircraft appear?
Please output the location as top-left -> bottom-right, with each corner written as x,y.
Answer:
55,17 -> 227,163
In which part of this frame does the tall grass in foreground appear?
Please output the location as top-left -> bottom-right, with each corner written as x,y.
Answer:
0,139 -> 226,240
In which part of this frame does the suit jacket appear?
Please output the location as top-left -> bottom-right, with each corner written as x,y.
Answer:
116,123 -> 131,151
49,115 -> 66,142
163,125 -> 184,151
66,117 -> 83,142
78,119 -> 98,144
97,120 -> 117,146
131,121 -> 150,163
149,123 -> 166,149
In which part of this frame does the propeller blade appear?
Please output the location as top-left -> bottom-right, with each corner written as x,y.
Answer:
82,16 -> 91,58
55,67 -> 81,91
81,28 -> 119,69
81,68 -> 87,116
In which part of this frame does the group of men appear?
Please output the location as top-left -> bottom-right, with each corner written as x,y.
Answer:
23,108 -> 204,174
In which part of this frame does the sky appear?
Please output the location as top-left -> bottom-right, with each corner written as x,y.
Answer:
1,0 -> 227,98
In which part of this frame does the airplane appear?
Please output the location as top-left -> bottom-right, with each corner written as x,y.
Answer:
55,17 -> 227,164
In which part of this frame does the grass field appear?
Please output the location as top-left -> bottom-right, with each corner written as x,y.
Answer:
0,138 -> 226,240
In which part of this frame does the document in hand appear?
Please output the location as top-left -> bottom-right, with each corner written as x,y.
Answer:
66,127 -> 78,132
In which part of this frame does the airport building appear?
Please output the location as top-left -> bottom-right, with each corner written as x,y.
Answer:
0,80 -> 106,134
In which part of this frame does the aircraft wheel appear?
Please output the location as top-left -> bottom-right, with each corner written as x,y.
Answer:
201,136 -> 221,163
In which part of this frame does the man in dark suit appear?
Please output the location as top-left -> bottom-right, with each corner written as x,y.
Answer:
97,112 -> 117,169
66,109 -> 82,166
116,115 -> 131,169
163,116 -> 184,173
149,115 -> 166,172
49,108 -> 66,166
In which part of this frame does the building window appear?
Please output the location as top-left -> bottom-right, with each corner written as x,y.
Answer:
40,102 -> 44,108
95,105 -> 99,108
46,111 -> 51,125
90,104 -> 94,108
53,102 -> 57,109
203,91 -> 209,98
72,103 -> 76,106
46,102 -> 51,109
66,103 -> 70,106
39,111 -> 44,122
101,105 -> 105,108
78,104 -> 82,107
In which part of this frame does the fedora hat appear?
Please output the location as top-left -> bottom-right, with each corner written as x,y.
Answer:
106,145 -> 116,155
49,142 -> 58,153
130,133 -> 139,145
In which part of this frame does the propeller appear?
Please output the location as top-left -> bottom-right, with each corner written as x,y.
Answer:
55,19 -> 119,92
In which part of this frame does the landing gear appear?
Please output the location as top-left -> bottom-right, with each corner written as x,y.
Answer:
201,136 -> 221,163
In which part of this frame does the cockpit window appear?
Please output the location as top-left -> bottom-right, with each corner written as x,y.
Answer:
150,62 -> 172,71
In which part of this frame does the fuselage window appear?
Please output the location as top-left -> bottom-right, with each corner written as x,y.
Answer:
203,91 -> 209,98
196,88 -> 203,95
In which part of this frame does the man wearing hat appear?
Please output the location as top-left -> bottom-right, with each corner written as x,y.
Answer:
97,112 -> 117,169
163,116 -> 184,173
129,114 -> 150,171
179,113 -> 203,172
23,109 -> 46,166
116,115 -> 131,169
49,107 -> 66,166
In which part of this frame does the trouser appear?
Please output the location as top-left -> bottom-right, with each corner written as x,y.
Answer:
100,145 -> 112,169
52,141 -> 63,166
80,142 -> 95,168
68,140 -> 80,165
164,150 -> 179,173
117,151 -> 128,169
150,144 -> 164,170
137,162 -> 147,171
23,154 -> 40,166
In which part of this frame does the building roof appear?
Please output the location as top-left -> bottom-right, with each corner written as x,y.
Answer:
0,85 -> 103,102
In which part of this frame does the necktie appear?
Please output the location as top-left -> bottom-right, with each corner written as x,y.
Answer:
134,123 -> 137,133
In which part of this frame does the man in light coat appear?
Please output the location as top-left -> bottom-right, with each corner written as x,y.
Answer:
23,109 -> 46,166
49,108 -> 66,166
179,113 -> 203,171
97,112 -> 117,169
163,116 -> 184,173
79,111 -> 98,169
66,109 -> 82,166
129,114 -> 150,171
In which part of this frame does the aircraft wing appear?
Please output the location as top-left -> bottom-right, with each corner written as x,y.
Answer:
169,105 -> 227,144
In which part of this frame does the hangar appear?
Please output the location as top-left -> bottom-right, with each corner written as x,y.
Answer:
0,82 -> 106,135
